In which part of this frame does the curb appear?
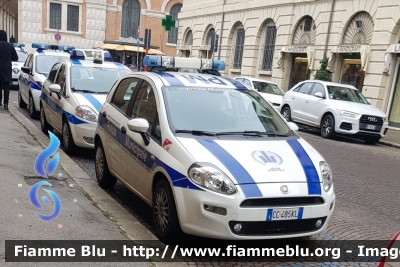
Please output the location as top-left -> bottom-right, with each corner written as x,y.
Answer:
8,103 -> 157,242
379,140 -> 400,149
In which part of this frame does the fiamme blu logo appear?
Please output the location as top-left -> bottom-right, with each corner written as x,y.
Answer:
29,131 -> 62,221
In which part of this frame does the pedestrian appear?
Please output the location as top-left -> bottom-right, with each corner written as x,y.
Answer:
0,30 -> 18,110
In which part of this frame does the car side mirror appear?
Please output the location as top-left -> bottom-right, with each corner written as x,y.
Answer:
287,122 -> 299,131
21,66 -> 31,74
49,84 -> 61,100
314,92 -> 325,99
127,118 -> 150,146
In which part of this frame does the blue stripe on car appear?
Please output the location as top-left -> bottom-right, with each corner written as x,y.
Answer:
155,72 -> 184,86
29,81 -> 42,90
41,93 -> 86,124
98,115 -> 203,191
71,59 -> 82,66
197,139 -> 263,198
220,77 -> 248,90
65,111 -> 87,125
81,94 -> 102,112
286,139 -> 321,195
37,50 -> 44,54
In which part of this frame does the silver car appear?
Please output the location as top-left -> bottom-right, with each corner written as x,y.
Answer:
280,80 -> 389,144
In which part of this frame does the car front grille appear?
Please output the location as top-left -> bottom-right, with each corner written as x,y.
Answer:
229,217 -> 327,236
359,115 -> 383,132
240,197 -> 324,207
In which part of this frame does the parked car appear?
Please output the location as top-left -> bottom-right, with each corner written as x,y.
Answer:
11,43 -> 28,89
19,43 -> 74,119
94,55 -> 335,241
280,80 -> 389,144
235,77 -> 284,111
40,50 -> 132,154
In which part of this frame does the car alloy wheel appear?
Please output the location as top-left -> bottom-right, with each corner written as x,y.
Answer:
320,114 -> 335,139
281,106 -> 291,121
62,121 -> 70,149
29,94 -> 39,119
154,188 -> 169,234
95,141 -> 117,189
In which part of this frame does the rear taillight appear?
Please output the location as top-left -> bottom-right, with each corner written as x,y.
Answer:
378,230 -> 400,267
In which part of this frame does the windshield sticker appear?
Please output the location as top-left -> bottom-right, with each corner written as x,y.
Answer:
185,87 -> 233,92
162,138 -> 172,152
180,75 -> 227,86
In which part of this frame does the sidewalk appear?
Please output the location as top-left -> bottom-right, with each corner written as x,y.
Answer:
0,104 -> 156,266
380,128 -> 400,148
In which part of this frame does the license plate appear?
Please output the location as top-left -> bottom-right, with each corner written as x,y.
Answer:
12,81 -> 18,85
365,124 -> 376,130
266,207 -> 303,221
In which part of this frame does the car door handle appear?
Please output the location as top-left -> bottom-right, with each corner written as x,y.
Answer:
121,126 -> 126,134
102,111 -> 107,118
305,100 -> 309,103
292,96 -> 295,99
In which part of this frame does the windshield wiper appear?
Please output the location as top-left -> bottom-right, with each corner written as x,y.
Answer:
71,88 -> 104,94
216,131 -> 288,137
175,130 -> 216,136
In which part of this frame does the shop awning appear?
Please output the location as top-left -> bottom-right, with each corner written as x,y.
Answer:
96,43 -> 121,50
383,44 -> 400,74
276,46 -> 315,70
114,45 -> 145,52
327,45 -> 370,72
148,49 -> 164,55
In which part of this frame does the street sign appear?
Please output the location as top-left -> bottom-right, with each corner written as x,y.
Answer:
54,33 -> 61,42
144,29 -> 151,50
161,15 -> 175,32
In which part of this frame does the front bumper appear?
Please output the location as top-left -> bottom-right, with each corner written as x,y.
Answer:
68,120 -> 96,149
334,114 -> 388,138
173,182 -> 335,240
11,73 -> 20,87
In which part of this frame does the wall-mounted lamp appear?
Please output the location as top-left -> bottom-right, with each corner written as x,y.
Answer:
355,20 -> 362,28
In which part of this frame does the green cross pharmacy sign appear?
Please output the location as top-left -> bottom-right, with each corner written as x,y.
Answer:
162,15 -> 175,32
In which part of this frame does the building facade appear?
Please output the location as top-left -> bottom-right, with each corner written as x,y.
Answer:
178,0 -> 400,129
0,0 -> 182,56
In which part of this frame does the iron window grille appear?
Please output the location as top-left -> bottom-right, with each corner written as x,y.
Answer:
168,4 -> 182,44
67,5 -> 79,32
185,30 -> 193,45
304,16 -> 312,32
121,0 -> 141,38
232,26 -> 245,69
49,3 -> 61,30
261,23 -> 277,71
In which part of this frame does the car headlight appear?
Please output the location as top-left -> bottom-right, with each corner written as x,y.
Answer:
75,105 -> 98,122
188,163 -> 237,195
340,110 -> 358,118
320,161 -> 332,192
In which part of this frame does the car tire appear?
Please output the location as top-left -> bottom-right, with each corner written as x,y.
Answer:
40,104 -> 53,135
62,119 -> 77,155
320,114 -> 336,139
18,90 -> 27,108
281,106 -> 292,122
29,93 -> 39,119
364,136 -> 380,145
153,179 -> 182,241
95,141 -> 117,189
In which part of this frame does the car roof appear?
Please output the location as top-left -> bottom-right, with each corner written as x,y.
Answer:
124,71 -> 248,89
64,59 -> 128,69
235,76 -> 279,85
33,50 -> 71,57
297,80 -> 358,90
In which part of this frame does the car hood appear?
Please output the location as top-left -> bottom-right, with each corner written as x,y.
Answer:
330,100 -> 386,117
177,137 -> 323,185
73,93 -> 107,114
258,93 -> 283,105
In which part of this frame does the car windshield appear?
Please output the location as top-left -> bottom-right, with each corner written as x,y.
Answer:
70,66 -> 131,93
327,85 -> 369,104
253,81 -> 284,96
162,86 -> 291,136
16,51 -> 28,63
36,55 -> 69,75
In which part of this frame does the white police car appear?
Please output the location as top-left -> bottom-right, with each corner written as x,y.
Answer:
19,43 -> 74,119
11,43 -> 28,89
40,50 -> 132,154
94,55 -> 336,240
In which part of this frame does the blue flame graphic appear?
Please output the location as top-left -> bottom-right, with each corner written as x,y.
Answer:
34,131 -> 60,178
29,181 -> 61,221
30,131 -> 62,221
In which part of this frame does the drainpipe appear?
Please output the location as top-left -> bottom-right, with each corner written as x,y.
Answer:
217,0 -> 226,60
323,0 -> 336,58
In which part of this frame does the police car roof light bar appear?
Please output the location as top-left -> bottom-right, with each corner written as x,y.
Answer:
70,50 -> 85,60
13,43 -> 25,48
143,55 -> 225,71
32,43 -> 51,50
59,45 -> 75,52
